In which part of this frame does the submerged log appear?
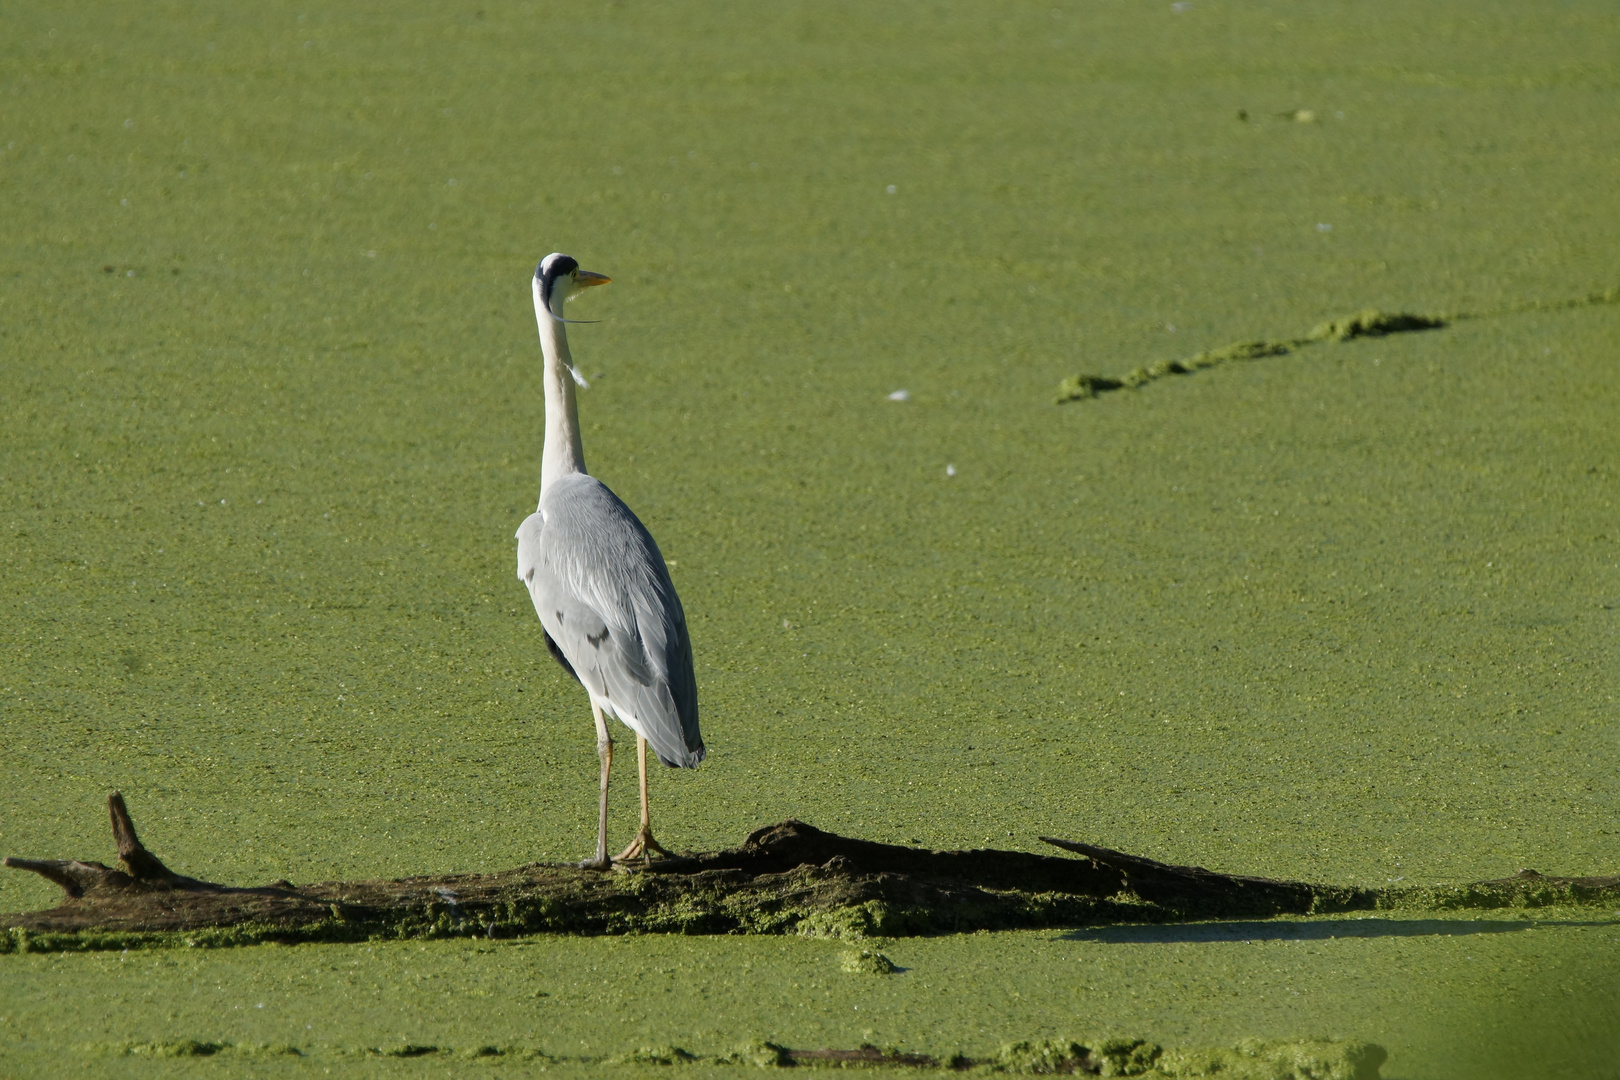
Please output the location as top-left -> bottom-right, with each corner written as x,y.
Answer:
4,794 -> 1618,949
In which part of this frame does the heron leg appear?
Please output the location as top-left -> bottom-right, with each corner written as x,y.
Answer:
579,702 -> 613,871
614,735 -> 673,865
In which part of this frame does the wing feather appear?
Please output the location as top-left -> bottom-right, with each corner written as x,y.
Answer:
516,474 -> 703,767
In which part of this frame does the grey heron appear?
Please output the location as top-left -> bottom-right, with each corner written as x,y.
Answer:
515,253 -> 704,870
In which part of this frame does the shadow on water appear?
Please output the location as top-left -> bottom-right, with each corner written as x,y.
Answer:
1059,917 -> 1619,944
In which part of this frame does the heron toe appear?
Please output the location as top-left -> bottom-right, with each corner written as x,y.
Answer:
613,827 -> 672,865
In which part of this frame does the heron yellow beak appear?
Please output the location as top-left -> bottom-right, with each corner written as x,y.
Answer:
576,270 -> 612,288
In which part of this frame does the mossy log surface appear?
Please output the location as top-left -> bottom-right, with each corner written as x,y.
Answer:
4,795 -> 1618,951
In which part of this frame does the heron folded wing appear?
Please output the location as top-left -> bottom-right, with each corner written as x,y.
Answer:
530,578 -> 698,767
597,647 -> 700,768
525,474 -> 703,768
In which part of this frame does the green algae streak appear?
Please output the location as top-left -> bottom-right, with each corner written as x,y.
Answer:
1057,307 -> 1447,402
3,0 -> 1619,1076
1058,289 -> 1620,402
77,1031 -> 1384,1077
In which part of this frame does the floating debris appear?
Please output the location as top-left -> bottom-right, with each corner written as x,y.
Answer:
840,948 -> 897,974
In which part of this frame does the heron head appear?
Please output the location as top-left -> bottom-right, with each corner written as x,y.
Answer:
534,252 -> 611,322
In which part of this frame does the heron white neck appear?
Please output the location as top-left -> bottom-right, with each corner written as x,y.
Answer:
534,279 -> 587,501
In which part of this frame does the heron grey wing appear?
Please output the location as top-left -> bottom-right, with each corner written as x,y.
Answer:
590,584 -> 702,768
532,475 -> 704,767
531,545 -> 699,768
667,619 -> 701,764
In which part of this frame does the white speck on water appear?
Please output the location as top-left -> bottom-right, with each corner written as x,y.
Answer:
887,389 -> 910,401
123,118 -> 134,129
1316,222 -> 1332,232
447,178 -> 457,186
1171,1 -> 1192,10
945,464 -> 957,478
126,269 -> 135,276
121,199 -> 129,206
886,184 -> 897,194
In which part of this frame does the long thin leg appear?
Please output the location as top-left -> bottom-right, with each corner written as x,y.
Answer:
638,735 -> 651,835
615,735 -> 672,865
580,702 -> 613,870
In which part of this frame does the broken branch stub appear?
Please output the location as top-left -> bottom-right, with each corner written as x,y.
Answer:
2,792 -> 215,899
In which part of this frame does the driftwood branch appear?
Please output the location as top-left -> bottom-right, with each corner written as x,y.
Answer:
3,793 -> 210,899
1039,835 -> 1336,910
5,794 -> 1618,949
3,793 -> 198,900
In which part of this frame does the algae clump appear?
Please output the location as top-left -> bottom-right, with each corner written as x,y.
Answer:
613,1045 -> 700,1065
1305,310 -> 1446,343
840,947 -> 898,974
725,1041 -> 794,1068
993,1037 -> 1383,1078
995,1038 -> 1093,1074
994,1036 -> 1161,1075
367,1042 -> 440,1058
93,1039 -> 302,1059
1155,1038 -> 1386,1080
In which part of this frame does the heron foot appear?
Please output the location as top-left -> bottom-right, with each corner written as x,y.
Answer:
613,827 -> 672,866
577,854 -> 613,871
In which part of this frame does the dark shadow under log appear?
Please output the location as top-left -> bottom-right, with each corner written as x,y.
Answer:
4,794 -> 1618,950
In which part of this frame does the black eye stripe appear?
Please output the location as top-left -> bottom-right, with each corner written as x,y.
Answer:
535,253 -> 580,284
535,253 -> 581,312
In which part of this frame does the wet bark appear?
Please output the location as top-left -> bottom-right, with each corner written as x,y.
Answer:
4,794 -> 1617,947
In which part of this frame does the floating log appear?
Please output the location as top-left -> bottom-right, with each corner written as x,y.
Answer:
4,794 -> 1617,950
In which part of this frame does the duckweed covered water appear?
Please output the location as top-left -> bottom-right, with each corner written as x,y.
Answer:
3,0 -> 1618,1076
1,919 -> 1617,1077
